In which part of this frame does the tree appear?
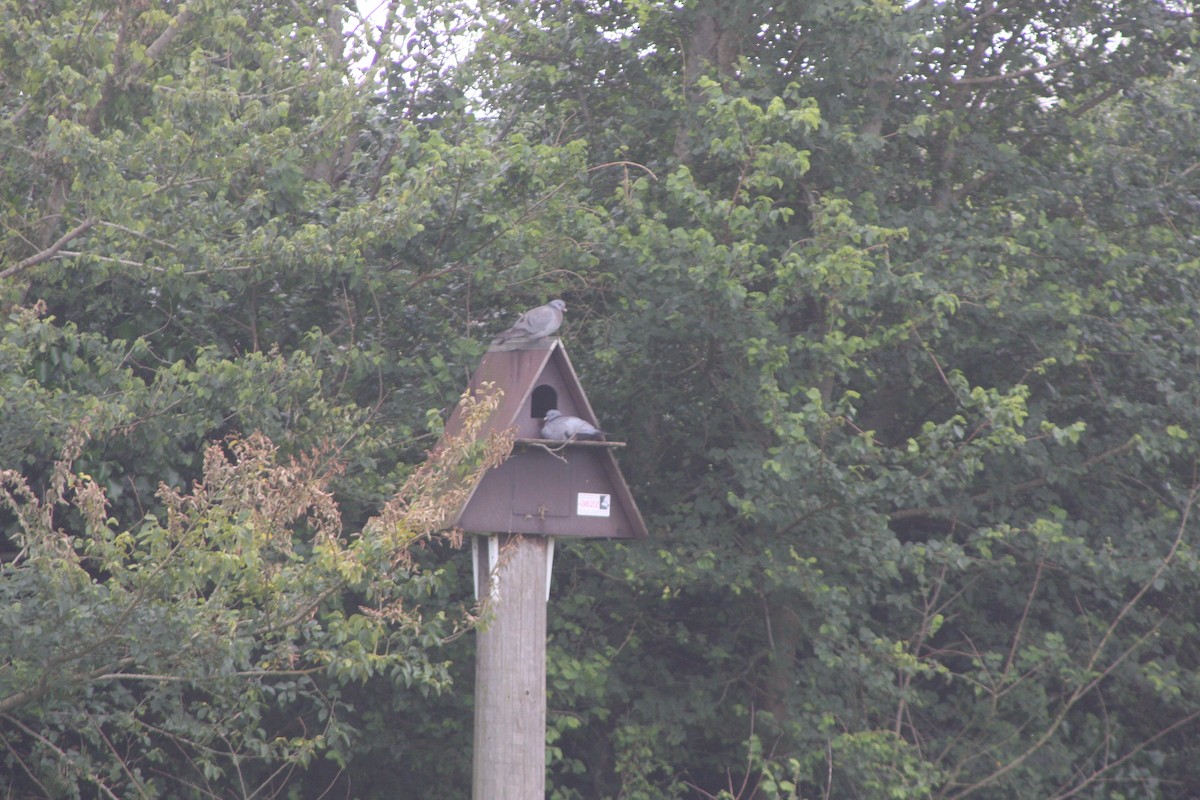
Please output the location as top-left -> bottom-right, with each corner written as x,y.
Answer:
0,0 -> 546,795
6,0 -> 1200,797
0,350 -> 512,796
456,1 -> 1200,798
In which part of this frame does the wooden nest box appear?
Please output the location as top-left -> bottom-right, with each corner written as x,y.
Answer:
441,337 -> 647,539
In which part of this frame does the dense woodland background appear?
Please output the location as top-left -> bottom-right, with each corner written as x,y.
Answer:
3,0 -> 1200,797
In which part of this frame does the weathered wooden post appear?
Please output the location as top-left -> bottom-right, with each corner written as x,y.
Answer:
439,337 -> 647,799
471,533 -> 549,798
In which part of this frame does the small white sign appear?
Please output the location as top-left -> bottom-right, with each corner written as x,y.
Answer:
577,492 -> 611,517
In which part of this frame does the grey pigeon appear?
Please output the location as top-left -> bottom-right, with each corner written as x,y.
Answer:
541,409 -> 606,441
493,299 -> 566,343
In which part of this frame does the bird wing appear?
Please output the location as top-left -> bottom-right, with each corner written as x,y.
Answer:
541,416 -> 569,439
495,303 -> 560,341
521,304 -> 560,336
570,418 -> 605,439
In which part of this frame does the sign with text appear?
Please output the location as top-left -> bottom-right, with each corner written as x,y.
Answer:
576,492 -> 611,517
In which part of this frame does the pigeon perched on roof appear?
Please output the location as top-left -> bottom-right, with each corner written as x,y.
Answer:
492,299 -> 566,344
541,409 -> 606,441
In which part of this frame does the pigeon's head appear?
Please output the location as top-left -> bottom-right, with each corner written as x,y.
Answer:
548,299 -> 566,312
543,409 -> 563,422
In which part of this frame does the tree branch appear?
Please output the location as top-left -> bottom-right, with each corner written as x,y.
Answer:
945,485 -> 1198,799
84,4 -> 194,132
920,56 -> 1076,87
1047,708 -> 1200,800
0,217 -> 97,280
889,435 -> 1139,523
0,713 -> 122,800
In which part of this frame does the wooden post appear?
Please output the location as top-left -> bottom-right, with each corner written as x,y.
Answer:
472,534 -> 550,800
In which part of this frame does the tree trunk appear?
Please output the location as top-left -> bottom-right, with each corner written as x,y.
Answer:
759,589 -> 804,731
674,0 -> 749,162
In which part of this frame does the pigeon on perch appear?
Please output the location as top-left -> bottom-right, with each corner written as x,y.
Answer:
492,299 -> 566,343
541,409 -> 606,441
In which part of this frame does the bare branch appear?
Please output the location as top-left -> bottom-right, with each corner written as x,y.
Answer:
890,435 -> 1140,523
945,485 -> 1199,799
0,217 -> 97,280
84,4 -> 194,132
0,713 -> 122,800
919,56 -> 1076,87
1047,709 -> 1200,800
999,549 -> 1045,689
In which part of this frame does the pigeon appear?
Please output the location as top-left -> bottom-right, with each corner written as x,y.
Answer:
493,299 -> 566,343
541,409 -> 606,441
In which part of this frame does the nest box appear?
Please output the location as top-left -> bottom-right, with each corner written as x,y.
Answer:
441,337 -> 647,539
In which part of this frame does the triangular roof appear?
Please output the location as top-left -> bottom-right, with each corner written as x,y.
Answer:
441,338 -> 647,539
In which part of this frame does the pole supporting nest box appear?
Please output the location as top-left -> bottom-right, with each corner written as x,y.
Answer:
471,532 -> 557,602
438,336 -> 647,800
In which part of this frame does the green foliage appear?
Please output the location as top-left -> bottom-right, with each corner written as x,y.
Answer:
460,1 -> 1200,798
5,0 -> 1200,797
0,383 -> 511,796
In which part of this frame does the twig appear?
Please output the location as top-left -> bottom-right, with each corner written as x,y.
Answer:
0,713 -> 122,800
890,435 -> 1139,522
527,441 -> 569,463
945,485 -> 1199,799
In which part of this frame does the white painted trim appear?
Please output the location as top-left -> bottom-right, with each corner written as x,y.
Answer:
471,535 -> 481,601
488,534 -> 501,601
